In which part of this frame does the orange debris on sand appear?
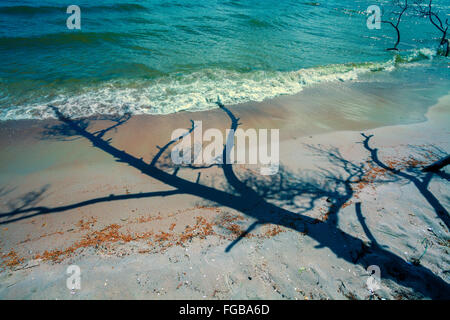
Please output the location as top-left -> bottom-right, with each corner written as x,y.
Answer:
1,249 -> 24,267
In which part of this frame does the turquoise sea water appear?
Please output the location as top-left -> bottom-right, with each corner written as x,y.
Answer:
0,0 -> 448,120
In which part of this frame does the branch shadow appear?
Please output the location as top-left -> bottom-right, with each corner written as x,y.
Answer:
1,104 -> 449,298
1,185 -> 50,218
361,133 -> 449,230
0,189 -> 179,225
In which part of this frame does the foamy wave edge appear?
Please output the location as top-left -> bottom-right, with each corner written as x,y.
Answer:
0,48 -> 435,120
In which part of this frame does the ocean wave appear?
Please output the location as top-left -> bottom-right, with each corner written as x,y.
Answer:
0,49 -> 436,121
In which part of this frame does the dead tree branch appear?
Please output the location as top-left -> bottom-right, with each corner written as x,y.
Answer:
382,0 -> 409,50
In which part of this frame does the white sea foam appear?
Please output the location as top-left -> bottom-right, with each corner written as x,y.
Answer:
0,51 -> 433,120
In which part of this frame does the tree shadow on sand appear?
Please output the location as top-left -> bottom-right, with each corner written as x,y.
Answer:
361,133 -> 449,230
0,103 -> 449,299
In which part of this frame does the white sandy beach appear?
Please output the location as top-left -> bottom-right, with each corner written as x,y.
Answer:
0,79 -> 449,299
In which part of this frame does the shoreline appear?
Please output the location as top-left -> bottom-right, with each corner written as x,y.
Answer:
0,47 -> 443,123
0,73 -> 446,145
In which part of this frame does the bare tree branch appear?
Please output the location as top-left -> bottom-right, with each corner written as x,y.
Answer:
382,0 -> 409,50
412,0 -> 449,56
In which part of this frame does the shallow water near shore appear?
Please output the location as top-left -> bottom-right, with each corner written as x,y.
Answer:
0,0 -> 449,120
